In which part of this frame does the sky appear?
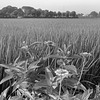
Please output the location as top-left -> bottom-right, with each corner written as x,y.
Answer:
0,0 -> 100,14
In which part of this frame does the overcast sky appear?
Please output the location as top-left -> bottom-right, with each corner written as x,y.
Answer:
0,0 -> 100,14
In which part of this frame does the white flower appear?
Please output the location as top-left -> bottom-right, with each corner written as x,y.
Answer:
80,52 -> 92,56
23,41 -> 26,44
55,69 -> 69,77
21,45 -> 28,49
44,41 -> 55,46
67,51 -> 70,55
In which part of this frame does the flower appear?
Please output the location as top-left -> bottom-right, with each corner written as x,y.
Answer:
55,69 -> 69,77
44,41 -> 55,46
57,59 -> 65,66
21,45 -> 28,50
80,52 -> 92,57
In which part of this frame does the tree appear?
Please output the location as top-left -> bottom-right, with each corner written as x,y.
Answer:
31,9 -> 37,17
70,11 -> 77,18
0,5 -> 18,17
0,10 -> 4,18
10,10 -> 18,18
62,12 -> 66,17
77,13 -> 84,18
43,10 -> 49,18
53,11 -> 57,18
22,6 -> 34,17
57,11 -> 62,18
35,9 -> 42,17
0,5 -> 80,18
98,11 -> 100,17
65,11 -> 70,18
10,8 -> 24,18
17,9 -> 24,17
89,11 -> 98,17
48,11 -> 54,18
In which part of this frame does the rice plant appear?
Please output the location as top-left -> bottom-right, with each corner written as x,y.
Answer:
0,18 -> 100,100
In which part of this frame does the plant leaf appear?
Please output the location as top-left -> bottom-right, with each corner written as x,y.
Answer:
61,91 -> 70,100
0,64 -> 21,72
28,65 -> 40,70
0,64 -> 12,69
33,80 -> 49,90
81,89 -> 93,100
0,74 -> 13,84
5,69 -> 12,74
63,44 -> 67,54
20,81 -> 28,89
12,76 -> 25,93
64,65 -> 77,75
1,86 -> 10,98
62,77 -> 78,88
9,96 -> 23,100
22,89 -> 35,100
76,83 -> 86,92
45,67 -> 53,83
28,60 -> 41,70
15,61 -> 26,66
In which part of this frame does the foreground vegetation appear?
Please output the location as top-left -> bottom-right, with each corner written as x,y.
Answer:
0,19 -> 100,100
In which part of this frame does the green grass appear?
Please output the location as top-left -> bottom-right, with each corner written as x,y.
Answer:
0,18 -> 99,66
0,18 -> 100,58
0,18 -> 100,99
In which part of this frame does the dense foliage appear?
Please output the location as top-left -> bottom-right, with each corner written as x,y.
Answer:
0,6 -> 78,18
0,5 -> 100,18
0,40 -> 98,100
0,19 -> 100,100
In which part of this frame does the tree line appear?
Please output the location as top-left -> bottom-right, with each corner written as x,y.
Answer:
0,5 -> 100,18
0,6 -> 78,18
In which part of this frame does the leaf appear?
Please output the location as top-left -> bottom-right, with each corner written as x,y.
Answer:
0,74 -> 13,84
15,61 -> 26,66
33,80 -> 49,90
5,69 -> 12,74
22,89 -> 35,100
1,86 -> 10,97
45,67 -> 53,81
17,90 -> 22,96
57,59 -> 64,65
62,77 -> 78,88
20,81 -> 28,89
81,89 -> 93,100
28,60 -> 41,70
61,91 -> 71,100
0,64 -> 21,72
76,83 -> 86,92
28,41 -> 42,48
63,44 -> 67,53
28,65 -> 40,70
12,76 -> 25,93
45,67 -> 54,90
44,41 -> 55,46
15,61 -> 27,72
9,96 -> 23,100
0,64 -> 12,69
48,94 -> 57,100
13,55 -> 20,66
64,65 -> 77,75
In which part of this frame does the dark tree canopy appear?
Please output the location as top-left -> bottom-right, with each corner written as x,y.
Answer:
89,11 -> 98,17
0,5 -> 99,18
